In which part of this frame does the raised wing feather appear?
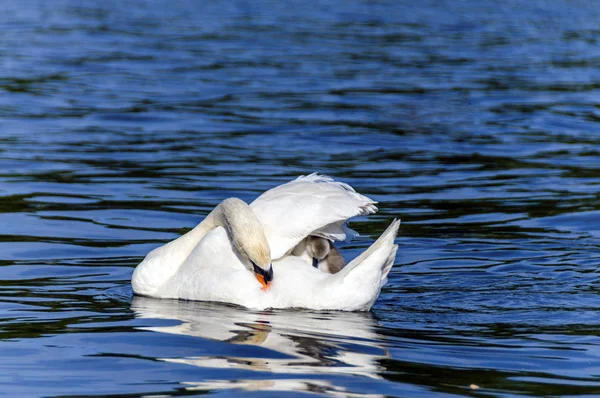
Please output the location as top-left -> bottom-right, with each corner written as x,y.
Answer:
250,173 -> 377,260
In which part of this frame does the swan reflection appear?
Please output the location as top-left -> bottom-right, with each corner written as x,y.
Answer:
131,296 -> 389,395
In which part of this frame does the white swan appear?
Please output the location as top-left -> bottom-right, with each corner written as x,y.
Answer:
131,174 -> 399,311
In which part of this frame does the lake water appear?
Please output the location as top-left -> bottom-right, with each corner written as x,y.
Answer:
2,0 -> 600,396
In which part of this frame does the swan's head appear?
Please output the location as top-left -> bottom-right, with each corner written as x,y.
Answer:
219,198 -> 273,290
242,236 -> 273,290
306,236 -> 331,268
231,230 -> 272,289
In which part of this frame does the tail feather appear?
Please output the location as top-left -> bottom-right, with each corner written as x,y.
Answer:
330,219 -> 400,311
379,242 -> 398,287
340,219 -> 401,281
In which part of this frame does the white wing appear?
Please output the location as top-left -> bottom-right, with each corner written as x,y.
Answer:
250,173 -> 377,260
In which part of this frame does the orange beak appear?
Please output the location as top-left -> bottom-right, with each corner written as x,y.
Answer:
255,273 -> 270,291
253,263 -> 273,291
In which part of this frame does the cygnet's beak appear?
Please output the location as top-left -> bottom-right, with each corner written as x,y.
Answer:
312,257 -> 319,269
253,263 -> 273,291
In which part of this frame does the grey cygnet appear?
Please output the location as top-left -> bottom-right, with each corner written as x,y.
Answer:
306,236 -> 346,274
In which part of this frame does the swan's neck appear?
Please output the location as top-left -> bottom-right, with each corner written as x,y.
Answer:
166,197 -> 271,271
132,197 -> 271,296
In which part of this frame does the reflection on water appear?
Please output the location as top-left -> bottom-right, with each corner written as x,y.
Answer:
132,297 -> 388,395
2,0 -> 600,396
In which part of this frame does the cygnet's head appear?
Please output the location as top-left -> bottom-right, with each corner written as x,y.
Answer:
306,236 -> 331,260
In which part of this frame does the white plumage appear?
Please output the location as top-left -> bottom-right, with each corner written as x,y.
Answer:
131,173 -> 399,311
251,174 -> 377,259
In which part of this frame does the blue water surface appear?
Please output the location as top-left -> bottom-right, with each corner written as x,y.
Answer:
1,0 -> 600,397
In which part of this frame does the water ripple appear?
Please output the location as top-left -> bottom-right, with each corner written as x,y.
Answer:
1,0 -> 600,396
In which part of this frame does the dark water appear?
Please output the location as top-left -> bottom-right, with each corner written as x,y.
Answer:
2,0 -> 600,396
